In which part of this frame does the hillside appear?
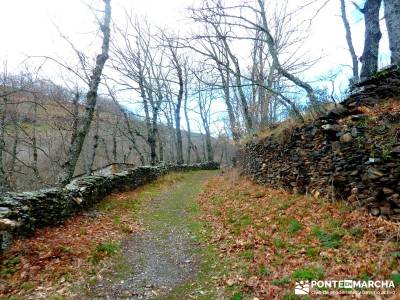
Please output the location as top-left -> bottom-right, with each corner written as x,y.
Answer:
1,86 -> 233,191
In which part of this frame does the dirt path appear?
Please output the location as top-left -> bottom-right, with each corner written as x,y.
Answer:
85,170 -> 218,299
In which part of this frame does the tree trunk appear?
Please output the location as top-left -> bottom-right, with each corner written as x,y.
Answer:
174,103 -> 184,164
157,130 -> 164,162
174,68 -> 184,165
192,143 -> 201,163
31,101 -> 40,180
220,64 -> 241,142
360,0 -> 382,79
257,0 -> 319,112
149,96 -> 159,165
59,0 -> 111,184
0,98 -> 8,193
112,123 -> 118,162
220,37 -> 253,132
87,108 -> 99,175
205,128 -> 213,162
384,0 -> 400,65
167,43 -> 184,165
184,75 -> 192,164
102,137 -> 112,164
9,112 -> 19,190
340,0 -> 359,82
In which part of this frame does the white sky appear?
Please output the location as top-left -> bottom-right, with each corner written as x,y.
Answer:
0,0 -> 389,85
0,0 -> 391,133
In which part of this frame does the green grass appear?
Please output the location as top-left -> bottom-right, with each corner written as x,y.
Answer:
90,241 -> 121,265
287,219 -> 302,234
230,292 -> 244,300
390,272 -> 400,286
210,195 -> 224,205
349,226 -> 363,238
312,226 -> 343,249
257,264 -> 272,276
271,276 -> 291,286
292,265 -> 325,281
241,250 -> 254,261
1,256 -> 20,278
305,246 -> 319,258
273,237 -> 286,249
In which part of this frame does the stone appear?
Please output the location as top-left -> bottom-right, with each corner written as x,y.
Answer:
392,146 -> 400,155
350,170 -> 359,176
370,207 -> 381,216
367,167 -> 384,180
368,158 -> 381,163
364,197 -> 376,204
0,162 -> 220,253
331,141 -> 341,152
380,206 -> 392,215
340,133 -> 353,143
351,127 -> 359,137
73,197 -> 83,205
0,208 -> 11,218
321,124 -> 341,132
383,187 -> 394,195
351,114 -> 366,121
0,219 -> 19,230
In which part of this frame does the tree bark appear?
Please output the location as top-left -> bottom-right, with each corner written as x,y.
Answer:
87,108 -> 99,175
31,100 -> 40,180
183,76 -> 192,164
340,0 -> 359,82
59,0 -> 111,184
360,0 -> 382,79
168,43 -> 184,165
384,0 -> 400,65
0,98 -> 8,193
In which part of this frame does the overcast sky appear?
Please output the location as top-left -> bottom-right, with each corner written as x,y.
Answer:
0,0 -> 390,133
0,0 -> 390,88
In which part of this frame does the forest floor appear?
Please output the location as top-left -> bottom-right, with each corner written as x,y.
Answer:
1,169 -> 400,299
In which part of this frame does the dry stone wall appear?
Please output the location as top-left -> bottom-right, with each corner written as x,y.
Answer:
0,162 -> 219,251
239,67 -> 400,222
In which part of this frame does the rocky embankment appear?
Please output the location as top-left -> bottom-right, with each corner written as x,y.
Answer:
0,162 -> 219,252
239,66 -> 400,221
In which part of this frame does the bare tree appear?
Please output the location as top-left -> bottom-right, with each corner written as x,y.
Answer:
0,96 -> 8,193
256,0 -> 319,112
112,18 -> 165,165
358,0 -> 382,79
183,64 -> 194,164
340,0 -> 359,83
196,82 -> 214,162
384,0 -> 400,65
59,0 -> 111,184
86,106 -> 100,175
163,33 -> 185,164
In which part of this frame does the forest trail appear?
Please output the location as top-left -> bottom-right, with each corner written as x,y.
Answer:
84,170 -> 220,299
3,169 -> 400,299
